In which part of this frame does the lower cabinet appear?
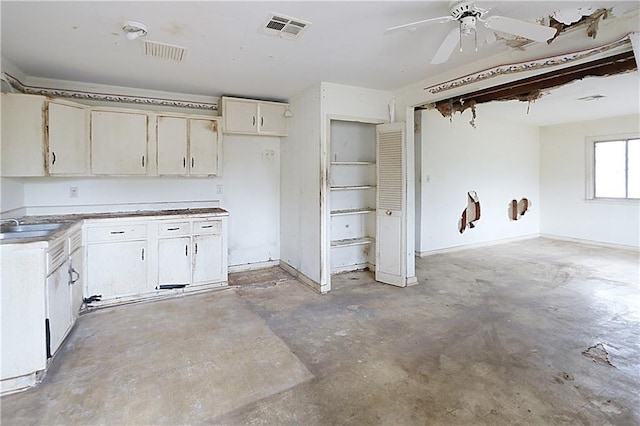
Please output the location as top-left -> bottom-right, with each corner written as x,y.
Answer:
45,259 -> 72,357
86,240 -> 148,299
84,214 -> 228,305
69,247 -> 84,320
192,233 -> 224,284
158,237 -> 191,287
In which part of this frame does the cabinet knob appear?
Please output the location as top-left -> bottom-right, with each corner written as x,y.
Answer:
252,116 -> 256,126
386,210 -> 392,216
51,151 -> 56,165
261,116 -> 264,127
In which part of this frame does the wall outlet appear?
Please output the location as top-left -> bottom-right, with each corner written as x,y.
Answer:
217,185 -> 223,194
263,149 -> 275,160
69,187 -> 78,198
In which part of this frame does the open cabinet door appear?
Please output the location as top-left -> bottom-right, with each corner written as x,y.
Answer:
376,122 -> 406,287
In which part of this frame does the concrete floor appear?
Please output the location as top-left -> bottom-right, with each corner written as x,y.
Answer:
2,238 -> 639,425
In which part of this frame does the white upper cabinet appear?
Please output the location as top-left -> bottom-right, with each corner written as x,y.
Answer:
91,110 -> 148,175
48,101 -> 89,175
189,118 -> 220,176
157,116 -> 188,175
157,115 -> 220,176
221,97 -> 289,136
259,102 -> 288,135
1,93 -> 46,177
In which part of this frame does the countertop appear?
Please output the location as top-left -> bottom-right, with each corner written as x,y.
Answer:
0,207 -> 229,245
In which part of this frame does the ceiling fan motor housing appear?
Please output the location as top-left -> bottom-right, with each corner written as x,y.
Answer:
450,0 -> 478,20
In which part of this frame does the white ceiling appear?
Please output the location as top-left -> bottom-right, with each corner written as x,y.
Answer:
472,71 -> 640,126
1,1 -> 639,124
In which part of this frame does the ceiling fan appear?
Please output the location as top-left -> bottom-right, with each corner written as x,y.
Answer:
385,0 -> 557,64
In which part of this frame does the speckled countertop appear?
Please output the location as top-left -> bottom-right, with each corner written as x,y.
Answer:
0,207 -> 228,245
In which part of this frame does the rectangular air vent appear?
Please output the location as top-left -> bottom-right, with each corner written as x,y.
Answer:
261,13 -> 310,40
143,40 -> 188,62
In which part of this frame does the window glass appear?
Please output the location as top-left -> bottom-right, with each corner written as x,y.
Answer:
594,141 -> 626,198
628,139 -> 640,199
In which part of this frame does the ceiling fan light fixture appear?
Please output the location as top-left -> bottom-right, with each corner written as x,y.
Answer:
122,20 -> 148,41
459,15 -> 478,52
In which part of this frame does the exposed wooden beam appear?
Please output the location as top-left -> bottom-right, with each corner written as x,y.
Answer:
421,50 -> 637,115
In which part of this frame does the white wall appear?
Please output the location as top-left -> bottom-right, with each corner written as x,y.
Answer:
20,135 -> 280,267
223,135 -> 280,267
540,114 -> 640,248
0,178 -> 24,215
280,84 -> 322,284
418,109 -> 540,254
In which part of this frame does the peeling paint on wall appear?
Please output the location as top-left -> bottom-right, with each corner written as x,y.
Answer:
508,198 -> 531,221
458,191 -> 481,234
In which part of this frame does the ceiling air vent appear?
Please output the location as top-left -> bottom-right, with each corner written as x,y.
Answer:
261,13 -> 310,40
143,40 -> 188,62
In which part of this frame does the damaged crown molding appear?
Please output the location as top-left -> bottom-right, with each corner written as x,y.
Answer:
1,73 -> 218,111
424,34 -> 633,96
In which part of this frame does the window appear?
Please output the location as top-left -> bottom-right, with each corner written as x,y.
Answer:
592,138 -> 639,199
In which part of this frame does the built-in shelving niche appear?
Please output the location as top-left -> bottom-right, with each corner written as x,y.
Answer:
329,120 -> 377,274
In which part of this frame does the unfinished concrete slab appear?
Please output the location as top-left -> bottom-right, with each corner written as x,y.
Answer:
2,238 -> 638,425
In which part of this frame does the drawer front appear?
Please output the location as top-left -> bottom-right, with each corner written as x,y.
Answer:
193,219 -> 222,235
158,221 -> 190,237
87,224 -> 147,242
47,240 -> 67,275
69,228 -> 83,254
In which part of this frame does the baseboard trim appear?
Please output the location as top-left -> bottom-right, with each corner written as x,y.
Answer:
417,234 -> 540,257
228,260 -> 280,273
540,234 -> 639,252
279,261 -> 324,293
331,263 -> 370,275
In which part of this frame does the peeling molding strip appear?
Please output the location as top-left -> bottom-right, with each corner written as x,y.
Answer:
425,35 -> 632,95
2,73 -> 218,111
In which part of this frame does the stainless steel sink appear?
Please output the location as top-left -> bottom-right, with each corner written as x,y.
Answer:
0,230 -> 58,240
1,223 -> 65,233
0,223 -> 65,240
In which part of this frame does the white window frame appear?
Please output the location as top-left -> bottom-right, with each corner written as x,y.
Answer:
586,133 -> 639,202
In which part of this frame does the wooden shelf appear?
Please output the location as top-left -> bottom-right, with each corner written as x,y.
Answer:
330,208 -> 375,216
330,185 -> 376,191
330,237 -> 374,248
330,161 -> 375,166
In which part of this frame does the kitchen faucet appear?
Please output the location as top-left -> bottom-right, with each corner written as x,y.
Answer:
0,218 -> 20,226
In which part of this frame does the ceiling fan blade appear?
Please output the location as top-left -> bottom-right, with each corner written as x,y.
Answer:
483,15 -> 556,42
384,15 -> 453,34
431,27 -> 460,65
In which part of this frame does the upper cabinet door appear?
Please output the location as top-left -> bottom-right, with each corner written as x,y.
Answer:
48,101 -> 89,175
189,118 -> 220,176
91,110 -> 148,175
1,93 -> 46,177
258,102 -> 288,136
157,116 -> 188,175
222,98 -> 258,134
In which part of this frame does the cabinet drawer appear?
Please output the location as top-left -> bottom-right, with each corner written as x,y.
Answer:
69,228 -> 83,254
47,240 -> 67,275
87,224 -> 147,242
158,221 -> 190,237
193,220 -> 222,234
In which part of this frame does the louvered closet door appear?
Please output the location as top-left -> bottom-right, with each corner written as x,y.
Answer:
376,122 -> 406,287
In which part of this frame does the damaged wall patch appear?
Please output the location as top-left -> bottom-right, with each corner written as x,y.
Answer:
458,191 -> 481,234
509,198 -> 531,221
